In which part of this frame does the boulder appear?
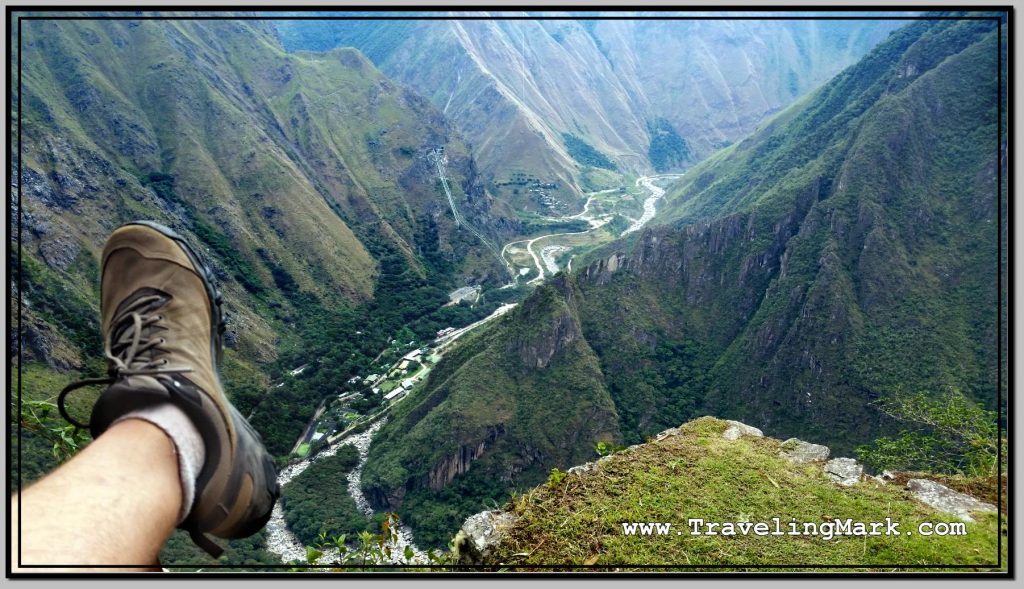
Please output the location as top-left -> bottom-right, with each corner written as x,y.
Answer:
780,438 -> 830,463
654,427 -> 681,441
568,461 -> 597,475
722,420 -> 763,441
824,457 -> 862,486
454,510 -> 518,564
906,479 -> 997,522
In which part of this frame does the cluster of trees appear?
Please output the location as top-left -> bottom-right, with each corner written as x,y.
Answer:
647,118 -> 691,172
561,133 -> 617,171
240,217 -> 500,456
281,446 -> 385,546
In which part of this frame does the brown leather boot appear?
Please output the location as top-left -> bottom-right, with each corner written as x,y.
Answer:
59,221 -> 279,557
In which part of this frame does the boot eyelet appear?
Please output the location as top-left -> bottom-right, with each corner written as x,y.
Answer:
159,338 -> 166,344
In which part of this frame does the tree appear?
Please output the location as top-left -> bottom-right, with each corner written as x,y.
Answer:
856,389 -> 1002,476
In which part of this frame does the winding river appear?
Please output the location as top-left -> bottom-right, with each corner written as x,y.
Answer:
264,420 -> 428,565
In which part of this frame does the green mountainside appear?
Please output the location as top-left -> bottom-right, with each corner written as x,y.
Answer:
360,17 -> 1006,549
478,417 -> 1004,569
13,17 -> 515,472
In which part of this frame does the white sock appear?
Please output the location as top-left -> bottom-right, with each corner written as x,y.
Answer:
114,404 -> 206,524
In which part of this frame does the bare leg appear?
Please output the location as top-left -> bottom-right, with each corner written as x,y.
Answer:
11,419 -> 182,572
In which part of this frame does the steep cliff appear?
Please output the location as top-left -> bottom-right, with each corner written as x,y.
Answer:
361,274 -> 620,548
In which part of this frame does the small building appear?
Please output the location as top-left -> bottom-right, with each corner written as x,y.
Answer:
402,349 -> 423,361
402,379 -> 415,390
372,387 -> 381,394
383,389 -> 407,401
311,432 -> 325,442
399,360 -> 410,370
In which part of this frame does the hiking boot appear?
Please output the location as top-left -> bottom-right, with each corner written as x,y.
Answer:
60,221 -> 279,557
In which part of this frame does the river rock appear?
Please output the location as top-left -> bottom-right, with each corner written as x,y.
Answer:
780,438 -> 830,463
722,420 -> 763,441
906,479 -> 997,522
824,457 -> 863,486
454,510 -> 518,565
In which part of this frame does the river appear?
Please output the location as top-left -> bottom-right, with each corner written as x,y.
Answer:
264,419 -> 428,565
501,175 -> 682,281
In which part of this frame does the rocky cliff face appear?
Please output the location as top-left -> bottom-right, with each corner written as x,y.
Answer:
360,274 -> 619,547
510,276 -> 584,369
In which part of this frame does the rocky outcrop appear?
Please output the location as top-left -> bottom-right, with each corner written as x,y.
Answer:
722,420 -> 764,441
509,275 -> 584,369
780,438 -> 831,464
427,425 -> 505,491
824,458 -> 863,486
453,510 -> 518,565
906,479 -> 998,523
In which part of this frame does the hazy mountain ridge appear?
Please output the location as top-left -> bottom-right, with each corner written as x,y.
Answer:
277,15 -> 903,211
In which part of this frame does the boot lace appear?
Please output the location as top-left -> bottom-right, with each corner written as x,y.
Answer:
57,293 -> 193,429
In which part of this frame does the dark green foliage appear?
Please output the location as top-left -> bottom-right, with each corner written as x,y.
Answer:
646,118 -> 691,173
362,276 -> 620,549
19,254 -> 101,361
561,133 -> 617,171
856,389 -> 1001,476
281,446 -> 381,546
399,472 -> 515,550
518,218 -> 590,236
159,529 -> 280,569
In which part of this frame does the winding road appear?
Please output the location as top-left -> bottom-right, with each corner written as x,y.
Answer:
501,174 -> 683,284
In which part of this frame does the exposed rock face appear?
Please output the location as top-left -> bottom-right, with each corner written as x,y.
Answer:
906,479 -> 997,522
824,458 -> 863,486
510,275 -> 583,369
722,420 -> 763,441
780,438 -> 831,464
454,510 -> 518,565
428,425 -> 505,491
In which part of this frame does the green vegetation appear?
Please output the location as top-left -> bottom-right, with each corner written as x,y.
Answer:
281,446 -> 383,547
368,20 -> 1006,561
362,276 -> 619,550
646,118 -> 691,172
518,217 -> 590,236
857,389 -> 1002,476
159,529 -> 280,570
488,417 -> 1004,569
561,133 -> 617,171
